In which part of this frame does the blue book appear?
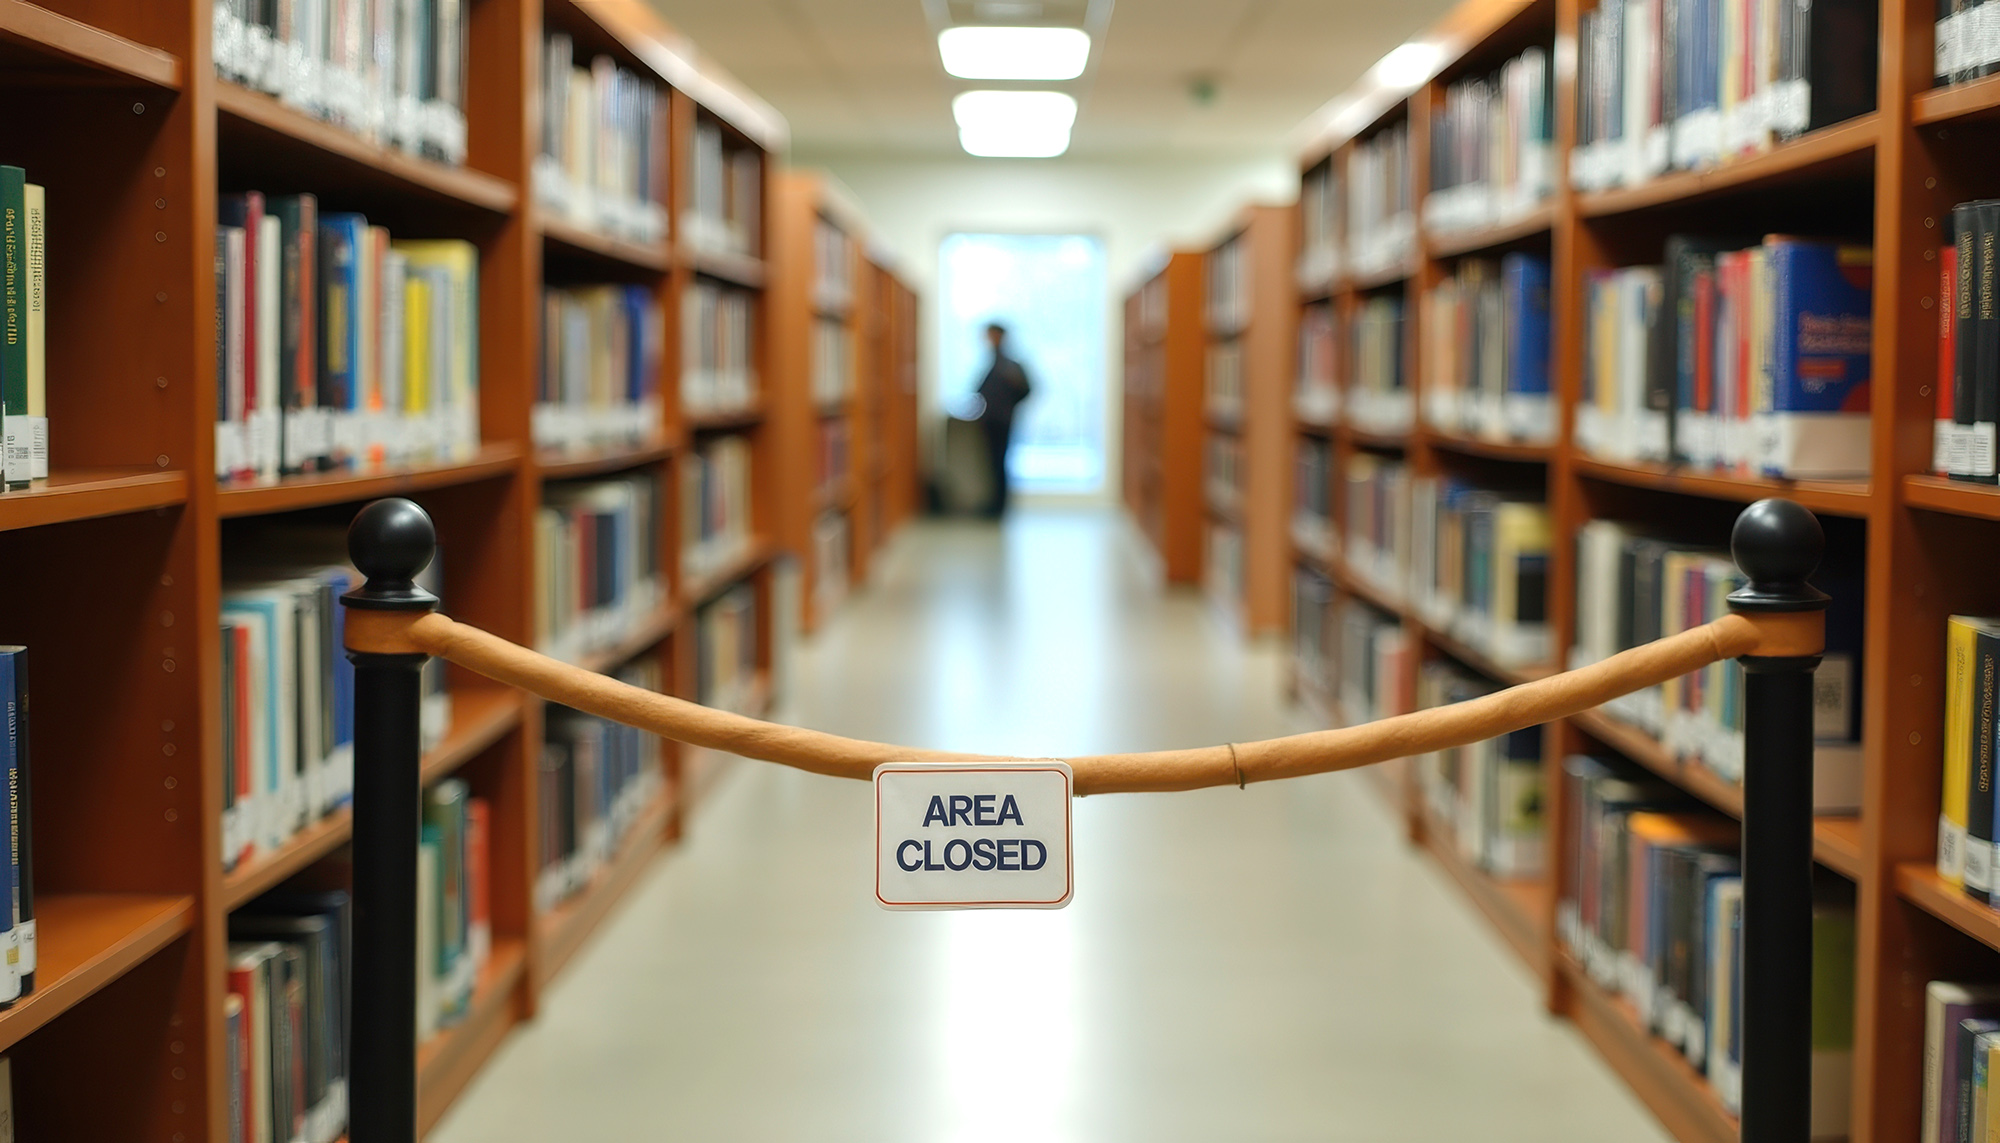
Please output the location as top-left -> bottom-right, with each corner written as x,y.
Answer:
0,650 -> 20,1006
0,647 -> 29,995
1758,237 -> 1873,479
317,213 -> 368,461
1501,253 -> 1551,397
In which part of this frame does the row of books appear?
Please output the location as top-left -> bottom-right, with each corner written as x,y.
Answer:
1208,234 -> 1249,336
682,282 -> 757,416
1570,0 -> 1876,192
813,217 -> 855,313
1293,436 -> 1333,562
1296,303 -> 1338,424
1337,598 -> 1413,727
1340,452 -> 1413,605
534,284 -> 663,456
1420,254 -> 1554,444
533,475 -> 665,664
1205,433 -> 1242,515
535,35 -> 666,245
1292,565 -> 1338,702
0,167 -> 47,487
685,120 -> 763,258
221,534 -> 452,874
683,434 -> 753,582
693,585 -> 760,714
818,418 -> 849,496
228,889 -> 353,1143
1557,752 -> 1855,1132
536,661 -> 667,913
1297,161 -> 1342,290
1932,615 -> 2000,903
1408,476 -> 1553,668
1207,341 -> 1244,424
812,316 -> 853,407
1575,235 -> 1874,480
1206,520 -> 1244,617
416,779 -> 488,1041
1935,2 -> 2000,84
813,510 -> 852,616
1349,295 -> 1413,434
1570,517 -> 1863,810
212,0 -> 470,164
1425,46 -> 1554,237
1938,202 -> 2000,481
0,650 -> 34,1008
1921,980 -> 2000,1143
215,193 -> 482,480
1348,123 -> 1416,277
1417,659 -> 1546,879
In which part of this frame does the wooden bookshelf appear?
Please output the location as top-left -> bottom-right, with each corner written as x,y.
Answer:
1276,0 -> 1941,1137
768,171 -> 918,633
0,0 -> 893,1135
1120,252 -> 1206,583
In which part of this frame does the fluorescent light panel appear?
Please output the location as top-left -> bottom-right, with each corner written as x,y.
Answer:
939,26 -> 1091,80
953,90 -> 1076,158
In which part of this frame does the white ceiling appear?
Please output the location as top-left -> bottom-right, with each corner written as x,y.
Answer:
641,0 -> 1458,159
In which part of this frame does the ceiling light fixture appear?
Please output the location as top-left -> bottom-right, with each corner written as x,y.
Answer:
939,26 -> 1092,81
1373,42 -> 1442,89
952,90 -> 1077,158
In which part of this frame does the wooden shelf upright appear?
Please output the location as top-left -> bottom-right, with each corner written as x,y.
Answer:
0,0 -> 895,1135
1120,251 -> 1206,583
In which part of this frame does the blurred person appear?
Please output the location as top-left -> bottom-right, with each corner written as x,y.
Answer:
974,322 -> 1033,517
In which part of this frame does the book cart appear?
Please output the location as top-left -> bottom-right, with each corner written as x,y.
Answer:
1270,0 -> 1996,1137
0,0 -> 905,1136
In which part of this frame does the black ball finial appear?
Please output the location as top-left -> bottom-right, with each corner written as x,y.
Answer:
342,498 -> 440,611
1727,498 -> 1830,612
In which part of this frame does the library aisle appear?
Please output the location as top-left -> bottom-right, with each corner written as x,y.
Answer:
429,507 -> 1669,1142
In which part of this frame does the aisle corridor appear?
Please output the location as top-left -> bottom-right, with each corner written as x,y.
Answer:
431,507 -> 1672,1143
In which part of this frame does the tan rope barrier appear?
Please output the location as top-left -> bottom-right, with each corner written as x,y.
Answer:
382,608 -> 1790,796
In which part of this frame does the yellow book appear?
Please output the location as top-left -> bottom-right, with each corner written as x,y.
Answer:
23,183 -> 43,481
403,272 -> 431,422
392,239 -> 479,457
1945,616 -> 1981,885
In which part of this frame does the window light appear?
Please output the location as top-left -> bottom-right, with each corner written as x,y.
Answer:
1373,42 -> 1442,89
939,26 -> 1092,81
952,90 -> 1077,158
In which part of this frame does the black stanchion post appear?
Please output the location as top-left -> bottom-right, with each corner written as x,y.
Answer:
342,498 -> 440,1143
1728,498 -> 1828,1143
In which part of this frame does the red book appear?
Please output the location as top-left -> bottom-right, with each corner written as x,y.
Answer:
1694,263 -> 1716,454
467,797 -> 491,965
1941,242 -> 1959,476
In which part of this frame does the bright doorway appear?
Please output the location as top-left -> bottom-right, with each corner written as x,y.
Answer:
937,233 -> 1108,495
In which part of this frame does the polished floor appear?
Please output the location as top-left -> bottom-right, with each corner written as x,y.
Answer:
431,505 -> 1673,1143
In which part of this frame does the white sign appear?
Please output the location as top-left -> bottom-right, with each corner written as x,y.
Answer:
874,760 -> 1074,910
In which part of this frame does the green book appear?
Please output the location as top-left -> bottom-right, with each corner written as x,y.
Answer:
0,165 -> 24,488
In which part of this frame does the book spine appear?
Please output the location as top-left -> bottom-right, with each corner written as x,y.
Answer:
0,654 -> 17,1008
1945,239 -> 1963,476
9,652 -> 30,995
1977,201 -> 1999,482
0,166 -> 25,488
22,185 -> 43,482
1978,626 -> 2000,903
1957,202 -> 1980,479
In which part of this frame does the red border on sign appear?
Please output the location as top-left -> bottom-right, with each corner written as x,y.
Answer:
874,765 -> 1074,908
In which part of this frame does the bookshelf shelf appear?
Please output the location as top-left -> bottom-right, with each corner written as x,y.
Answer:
684,404 -> 765,432
1567,708 -> 1865,879
1295,414 -> 1335,436
536,211 -> 672,273
1424,202 -> 1555,259
0,469 -> 186,534
678,242 -> 768,288
1418,810 -> 1549,974
1571,454 -> 1873,517
419,687 -> 529,786
1424,430 -> 1552,463
1205,411 -> 1242,434
0,0 -> 180,87
682,537 -> 776,609
1348,258 -> 1419,292
1342,425 -> 1410,451
1895,864 -> 2000,954
1331,558 -> 1408,620
215,444 -> 524,517
535,790 -> 671,986
574,603 -> 679,676
1557,952 -> 1739,1143
0,894 -> 193,1056
1902,473 -> 2000,520
535,440 -> 673,481
1575,112 -> 1881,219
416,937 -> 527,1136
1913,75 -> 2000,125
813,475 -> 855,515
214,81 -> 517,214
220,688 -> 528,911
1418,621 -> 1553,687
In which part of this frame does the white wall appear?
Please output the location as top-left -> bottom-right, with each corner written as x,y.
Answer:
791,151 -> 1296,500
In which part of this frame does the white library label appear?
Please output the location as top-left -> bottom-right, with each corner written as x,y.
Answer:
874,760 -> 1073,910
